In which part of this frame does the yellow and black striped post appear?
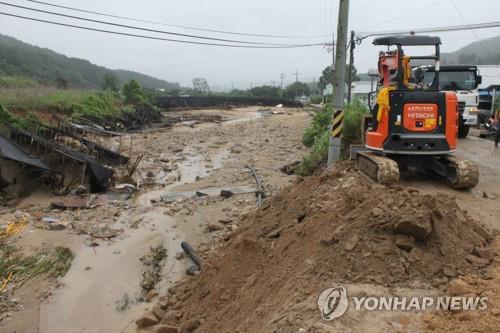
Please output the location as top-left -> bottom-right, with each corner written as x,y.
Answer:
331,109 -> 344,138
328,108 -> 343,164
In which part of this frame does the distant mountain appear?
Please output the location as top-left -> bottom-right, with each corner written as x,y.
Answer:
0,34 -> 180,90
441,35 -> 500,65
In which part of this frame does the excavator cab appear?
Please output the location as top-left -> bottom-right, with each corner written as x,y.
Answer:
358,35 -> 479,190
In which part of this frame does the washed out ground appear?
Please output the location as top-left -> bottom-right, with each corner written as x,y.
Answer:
1,105 -> 500,333
0,106 -> 311,333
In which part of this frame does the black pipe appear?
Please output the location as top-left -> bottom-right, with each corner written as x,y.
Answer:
181,241 -> 202,271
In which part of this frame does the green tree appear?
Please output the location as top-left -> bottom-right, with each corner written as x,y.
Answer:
101,72 -> 119,92
250,85 -> 281,98
319,64 -> 360,90
283,82 -> 311,99
122,79 -> 144,104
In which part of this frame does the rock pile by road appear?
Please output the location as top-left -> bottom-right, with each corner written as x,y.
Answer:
135,162 -> 497,332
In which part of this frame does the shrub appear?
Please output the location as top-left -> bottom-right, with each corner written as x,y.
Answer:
69,92 -> 122,119
302,105 -> 332,147
309,95 -> 323,104
122,79 -> 145,104
297,99 -> 369,175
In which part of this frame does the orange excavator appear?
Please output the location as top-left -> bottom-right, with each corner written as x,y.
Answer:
357,35 -> 479,189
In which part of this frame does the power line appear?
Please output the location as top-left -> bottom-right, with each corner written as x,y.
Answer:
357,0 -> 447,31
24,0 -> 331,39
0,2 -> 324,47
448,0 -> 493,58
358,21 -> 500,39
0,11 -> 324,49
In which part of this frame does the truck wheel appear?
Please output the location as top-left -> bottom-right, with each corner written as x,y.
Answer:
458,125 -> 470,138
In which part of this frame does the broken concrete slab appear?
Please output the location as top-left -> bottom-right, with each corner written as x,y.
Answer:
160,185 -> 257,203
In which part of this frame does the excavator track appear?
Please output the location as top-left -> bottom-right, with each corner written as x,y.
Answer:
356,151 -> 399,185
440,155 -> 479,190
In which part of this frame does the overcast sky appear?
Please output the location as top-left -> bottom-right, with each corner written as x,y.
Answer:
0,0 -> 499,90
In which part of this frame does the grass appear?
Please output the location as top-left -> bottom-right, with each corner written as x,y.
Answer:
296,99 -> 370,176
69,92 -> 130,120
0,241 -> 74,288
0,87 -> 130,126
0,76 -> 38,89
0,86 -> 95,111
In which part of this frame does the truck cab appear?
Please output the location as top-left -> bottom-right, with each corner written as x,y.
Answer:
414,65 -> 482,138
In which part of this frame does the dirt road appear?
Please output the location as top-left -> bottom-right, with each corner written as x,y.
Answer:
405,136 -> 500,231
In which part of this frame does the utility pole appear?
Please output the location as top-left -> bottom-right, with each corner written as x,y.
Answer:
327,0 -> 350,165
293,69 -> 302,82
280,72 -> 286,89
271,80 -> 277,88
347,30 -> 355,103
331,33 -> 335,84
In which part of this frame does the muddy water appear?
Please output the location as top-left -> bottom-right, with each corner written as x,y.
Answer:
38,109 -> 260,333
39,149 -> 229,333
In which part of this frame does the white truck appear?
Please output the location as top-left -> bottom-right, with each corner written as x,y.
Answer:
415,65 -> 482,138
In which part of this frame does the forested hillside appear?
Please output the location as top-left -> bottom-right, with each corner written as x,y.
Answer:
0,34 -> 179,90
442,35 -> 500,65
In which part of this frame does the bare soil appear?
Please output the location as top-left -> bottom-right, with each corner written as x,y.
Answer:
147,163 -> 498,333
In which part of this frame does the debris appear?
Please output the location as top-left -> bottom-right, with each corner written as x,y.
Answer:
473,247 -> 495,260
155,324 -> 179,333
266,225 -> 286,239
90,232 -> 118,239
442,265 -> 457,277
42,217 -> 60,223
179,319 -> 201,333
465,255 -> 490,268
139,245 -> 168,299
115,294 -> 132,312
51,195 -> 98,210
280,161 -> 301,175
72,185 -> 87,196
320,236 -> 338,247
220,190 -> 234,198
0,215 -> 29,239
472,224 -> 494,242
394,235 -> 414,252
393,215 -> 432,241
181,241 -> 202,274
115,183 -> 137,191
482,191 -> 497,199
371,207 -> 384,217
153,303 -> 167,319
246,165 -> 264,207
137,163 -> 495,332
447,279 -> 473,296
161,186 -> 257,202
344,234 -> 360,251
206,223 -> 223,232
136,312 -> 160,328
0,272 -> 14,293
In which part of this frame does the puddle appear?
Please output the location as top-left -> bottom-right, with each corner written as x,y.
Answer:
39,149 -> 229,333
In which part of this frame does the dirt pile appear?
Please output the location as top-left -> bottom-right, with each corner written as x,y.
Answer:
135,162 -> 497,332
